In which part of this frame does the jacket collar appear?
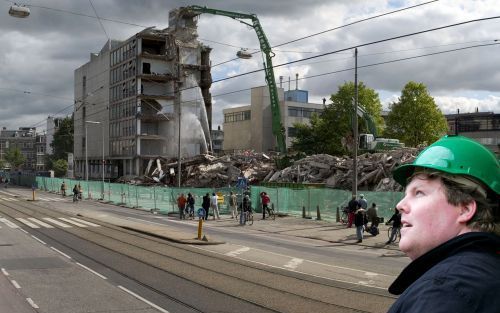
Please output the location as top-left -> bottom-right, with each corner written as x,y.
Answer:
389,232 -> 500,295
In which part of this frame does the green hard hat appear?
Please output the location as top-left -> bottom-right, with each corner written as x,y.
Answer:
392,135 -> 500,195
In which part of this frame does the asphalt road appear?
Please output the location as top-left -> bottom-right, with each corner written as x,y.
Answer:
0,188 -> 404,312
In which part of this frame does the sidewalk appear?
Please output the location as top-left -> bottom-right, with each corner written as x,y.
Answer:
2,187 -> 403,254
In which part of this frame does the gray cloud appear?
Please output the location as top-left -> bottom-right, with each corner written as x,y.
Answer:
1,0 -> 499,131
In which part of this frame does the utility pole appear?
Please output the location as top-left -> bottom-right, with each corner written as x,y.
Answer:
176,81 -> 182,188
352,48 -> 359,198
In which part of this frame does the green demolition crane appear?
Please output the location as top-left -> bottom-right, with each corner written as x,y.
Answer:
185,5 -> 287,154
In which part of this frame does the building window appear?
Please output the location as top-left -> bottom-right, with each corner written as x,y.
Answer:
288,106 -> 322,118
224,110 -> 251,123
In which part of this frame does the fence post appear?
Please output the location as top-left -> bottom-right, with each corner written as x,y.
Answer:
316,205 -> 321,220
153,185 -> 157,211
135,185 -> 139,208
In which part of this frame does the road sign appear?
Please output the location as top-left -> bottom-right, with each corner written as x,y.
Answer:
197,208 -> 205,218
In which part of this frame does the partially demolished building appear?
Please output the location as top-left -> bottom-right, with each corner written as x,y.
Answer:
74,8 -> 212,179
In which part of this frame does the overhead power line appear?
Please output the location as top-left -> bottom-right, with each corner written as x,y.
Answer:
212,15 -> 500,84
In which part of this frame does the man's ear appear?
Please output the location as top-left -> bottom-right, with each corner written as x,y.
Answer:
457,201 -> 477,223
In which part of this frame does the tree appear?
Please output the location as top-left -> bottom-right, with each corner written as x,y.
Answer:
4,147 -> 26,169
51,116 -> 73,161
385,81 -> 448,147
52,159 -> 68,177
291,81 -> 384,155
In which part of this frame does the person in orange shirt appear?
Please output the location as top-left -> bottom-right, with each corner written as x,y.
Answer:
177,193 -> 187,220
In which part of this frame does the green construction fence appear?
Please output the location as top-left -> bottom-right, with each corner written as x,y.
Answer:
34,176 -> 403,221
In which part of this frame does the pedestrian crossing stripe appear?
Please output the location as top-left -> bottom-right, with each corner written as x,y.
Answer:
0,197 -> 67,202
0,217 -> 101,229
0,197 -> 18,202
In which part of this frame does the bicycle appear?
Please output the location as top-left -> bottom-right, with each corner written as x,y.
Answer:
340,207 -> 349,224
387,226 -> 401,243
244,210 -> 254,225
264,206 -> 276,220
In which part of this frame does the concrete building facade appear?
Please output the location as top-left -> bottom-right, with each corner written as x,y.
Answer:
223,86 -> 323,153
73,8 -> 212,179
445,111 -> 499,154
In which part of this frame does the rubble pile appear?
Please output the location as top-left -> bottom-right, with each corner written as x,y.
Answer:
130,152 -> 276,188
266,148 -> 421,191
118,148 -> 421,191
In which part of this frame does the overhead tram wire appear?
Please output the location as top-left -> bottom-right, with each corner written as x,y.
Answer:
210,42 -> 500,99
210,0 -> 440,67
212,15 -> 500,84
20,40 -> 500,134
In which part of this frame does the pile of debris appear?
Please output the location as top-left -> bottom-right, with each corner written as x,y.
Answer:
130,152 -> 276,188
118,148 -> 422,191
265,148 -> 421,191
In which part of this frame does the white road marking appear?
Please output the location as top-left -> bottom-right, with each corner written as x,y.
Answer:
191,245 -> 391,290
19,228 -> 28,234
26,298 -> 39,309
51,247 -> 71,259
0,218 -> 18,228
1,268 -> 9,276
118,285 -> 170,313
0,191 -> 18,197
58,218 -> 88,227
31,235 -> 47,245
284,258 -> 303,270
11,280 -> 21,289
225,247 -> 250,257
16,218 -> 40,228
43,218 -> 71,228
70,218 -> 100,227
28,218 -> 54,228
76,262 -> 107,280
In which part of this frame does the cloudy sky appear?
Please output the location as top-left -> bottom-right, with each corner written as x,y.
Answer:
1,0 -> 499,131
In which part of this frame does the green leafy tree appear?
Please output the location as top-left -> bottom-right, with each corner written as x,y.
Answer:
385,81 -> 448,147
291,81 -> 384,155
4,147 -> 26,169
51,116 -> 74,161
52,159 -> 68,177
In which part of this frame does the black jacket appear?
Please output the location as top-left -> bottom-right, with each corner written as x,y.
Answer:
202,195 -> 210,210
388,232 -> 500,313
387,212 -> 402,228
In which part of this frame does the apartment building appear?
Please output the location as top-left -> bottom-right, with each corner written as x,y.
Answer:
74,8 -> 212,179
0,127 -> 44,171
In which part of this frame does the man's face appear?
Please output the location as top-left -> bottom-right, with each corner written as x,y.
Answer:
396,175 -> 465,260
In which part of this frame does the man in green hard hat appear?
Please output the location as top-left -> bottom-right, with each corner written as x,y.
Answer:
387,135 -> 499,313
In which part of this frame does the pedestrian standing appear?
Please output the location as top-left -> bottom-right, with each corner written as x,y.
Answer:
77,183 -> 83,200
202,193 -> 210,220
211,193 -> 220,219
354,208 -> 366,243
358,194 -> 368,209
61,181 -> 67,197
260,192 -> 271,219
187,193 -> 195,219
387,135 -> 500,313
347,195 -> 358,228
229,191 -> 237,219
177,193 -> 187,220
366,202 -> 379,235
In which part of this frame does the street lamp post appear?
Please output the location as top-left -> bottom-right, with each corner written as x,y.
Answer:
85,120 -> 102,199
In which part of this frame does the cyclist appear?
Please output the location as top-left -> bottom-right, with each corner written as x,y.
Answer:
72,184 -> 79,202
240,195 -> 251,225
385,207 -> 401,244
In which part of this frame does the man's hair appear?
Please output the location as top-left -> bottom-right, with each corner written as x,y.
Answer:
410,171 -> 499,235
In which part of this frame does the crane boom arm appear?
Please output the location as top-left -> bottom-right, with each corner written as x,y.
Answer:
186,5 -> 286,153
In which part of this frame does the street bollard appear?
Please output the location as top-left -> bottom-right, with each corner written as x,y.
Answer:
302,206 -> 306,218
336,207 -> 340,222
197,219 -> 203,240
316,205 -> 321,220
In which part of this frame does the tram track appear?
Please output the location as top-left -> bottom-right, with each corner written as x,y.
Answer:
0,197 -> 395,313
